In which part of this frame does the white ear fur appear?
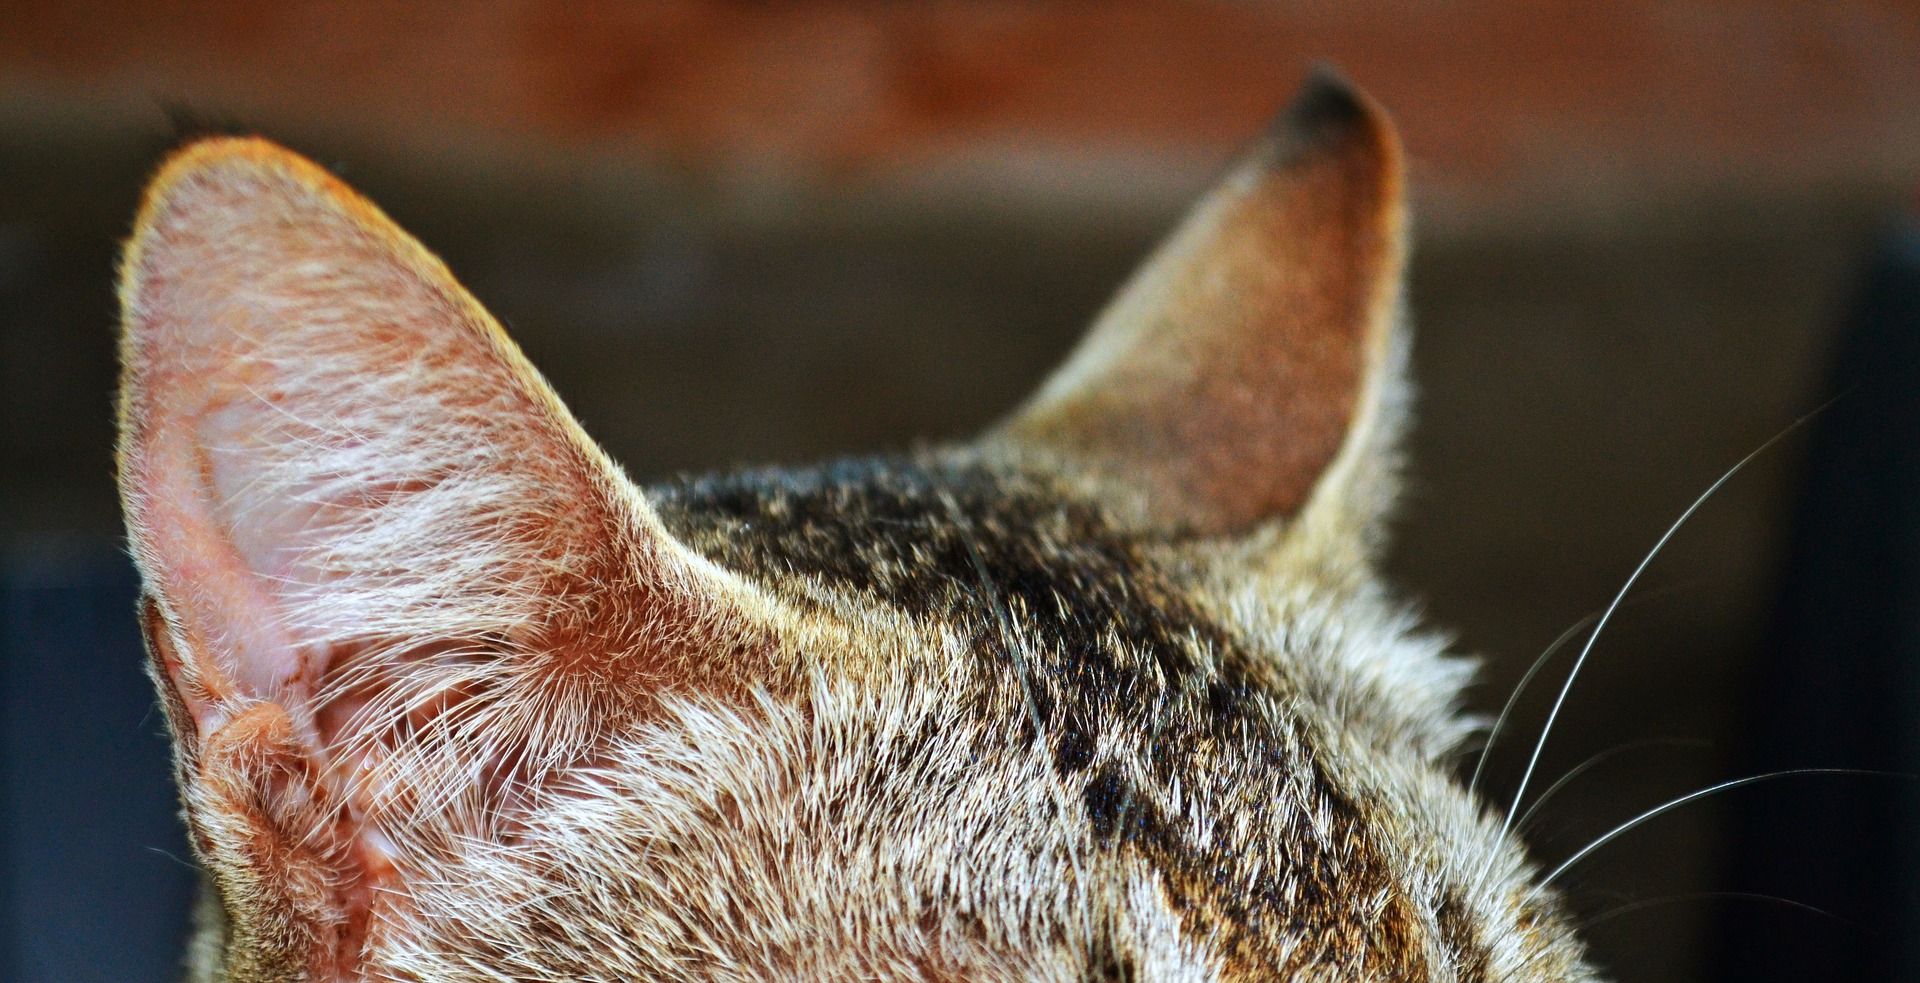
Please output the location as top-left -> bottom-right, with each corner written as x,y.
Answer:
118,138 -> 766,817
119,139 -> 780,972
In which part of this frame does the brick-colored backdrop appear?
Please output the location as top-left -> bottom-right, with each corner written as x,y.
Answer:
5,0 -> 1919,219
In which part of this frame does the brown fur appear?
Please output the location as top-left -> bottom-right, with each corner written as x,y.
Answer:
116,72 -> 1599,981
997,72 -> 1404,536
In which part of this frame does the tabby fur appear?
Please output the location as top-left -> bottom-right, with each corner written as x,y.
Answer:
116,71 -> 1598,981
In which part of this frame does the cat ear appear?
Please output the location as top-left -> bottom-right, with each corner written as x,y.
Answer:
993,69 -> 1408,539
118,139 -> 765,967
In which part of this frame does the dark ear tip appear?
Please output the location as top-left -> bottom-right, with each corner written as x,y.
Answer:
161,102 -> 259,146
1268,64 -> 1388,162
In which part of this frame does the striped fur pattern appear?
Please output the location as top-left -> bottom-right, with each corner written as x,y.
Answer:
116,72 -> 1599,981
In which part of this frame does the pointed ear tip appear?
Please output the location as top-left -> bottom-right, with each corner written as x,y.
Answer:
128,136 -> 348,253
141,135 -> 319,205
121,136 -> 405,320
118,136 -> 360,378
1267,66 -> 1399,168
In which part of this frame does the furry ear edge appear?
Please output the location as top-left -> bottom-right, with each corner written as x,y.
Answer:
116,137 -> 775,975
989,68 -> 1410,542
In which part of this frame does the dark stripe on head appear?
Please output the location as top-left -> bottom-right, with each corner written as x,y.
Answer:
653,455 -> 1441,977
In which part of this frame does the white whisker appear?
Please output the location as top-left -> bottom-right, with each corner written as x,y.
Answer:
1514,737 -> 1710,835
1470,583 -> 1697,799
1578,890 -> 1853,933
1527,768 -> 1895,905
1493,884 -> 1854,983
1468,613 -> 1596,797
1493,408 -> 1826,871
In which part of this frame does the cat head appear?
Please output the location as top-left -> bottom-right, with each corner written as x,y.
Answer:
117,72 -> 1596,981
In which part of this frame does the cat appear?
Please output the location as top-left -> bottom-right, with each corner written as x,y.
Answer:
115,70 -> 1599,981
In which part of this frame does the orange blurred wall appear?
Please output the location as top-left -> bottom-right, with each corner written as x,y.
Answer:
4,1 -> 1918,219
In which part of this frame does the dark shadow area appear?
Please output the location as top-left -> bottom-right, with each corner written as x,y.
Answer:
3,537 -> 195,982
1713,220 -> 1920,982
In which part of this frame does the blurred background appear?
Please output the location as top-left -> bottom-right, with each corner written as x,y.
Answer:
3,2 -> 1920,980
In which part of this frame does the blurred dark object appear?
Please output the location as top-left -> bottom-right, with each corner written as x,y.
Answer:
1714,218 -> 1920,981
1,537 -> 195,982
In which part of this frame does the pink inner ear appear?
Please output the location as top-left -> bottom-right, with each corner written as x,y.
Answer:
134,393 -> 312,722
201,399 -> 336,693
202,399 -> 317,581
117,139 -> 715,771
117,137 -> 765,974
